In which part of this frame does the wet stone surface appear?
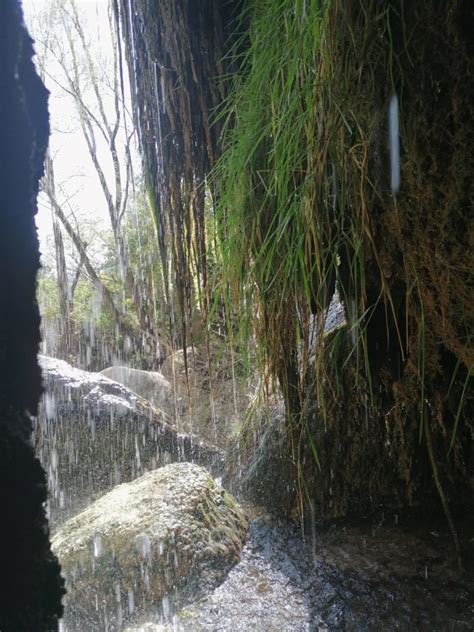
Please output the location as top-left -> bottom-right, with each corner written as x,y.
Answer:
166,516 -> 473,632
40,362 -> 474,632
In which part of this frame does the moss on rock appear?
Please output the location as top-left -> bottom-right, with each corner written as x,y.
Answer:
53,462 -> 247,631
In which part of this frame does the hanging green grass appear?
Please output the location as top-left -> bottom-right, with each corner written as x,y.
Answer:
210,0 -> 473,528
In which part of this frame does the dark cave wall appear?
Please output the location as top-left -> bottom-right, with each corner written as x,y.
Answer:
0,1 -> 64,629
298,0 -> 474,523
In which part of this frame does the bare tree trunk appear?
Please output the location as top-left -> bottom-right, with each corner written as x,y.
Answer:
45,152 -> 71,358
52,216 -> 71,356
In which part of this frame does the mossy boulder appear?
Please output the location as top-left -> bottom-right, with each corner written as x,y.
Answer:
53,463 -> 248,631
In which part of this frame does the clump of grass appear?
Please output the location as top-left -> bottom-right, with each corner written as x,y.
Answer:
211,0 -> 385,503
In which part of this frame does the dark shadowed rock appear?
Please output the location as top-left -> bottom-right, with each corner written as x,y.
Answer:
35,356 -> 224,527
224,399 -> 297,518
53,463 -> 248,631
0,2 -> 64,628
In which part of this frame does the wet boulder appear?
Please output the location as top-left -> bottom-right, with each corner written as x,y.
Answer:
53,463 -> 248,631
100,366 -> 172,412
35,356 -> 224,527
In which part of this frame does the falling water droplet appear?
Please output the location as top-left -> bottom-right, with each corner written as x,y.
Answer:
136,532 -> 152,562
128,589 -> 135,615
116,603 -> 123,627
143,566 -> 150,591
389,93 -> 400,194
44,393 -> 56,420
162,594 -> 171,619
94,534 -> 103,558
135,435 -> 141,470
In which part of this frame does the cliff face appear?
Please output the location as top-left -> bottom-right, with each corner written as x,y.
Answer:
0,1 -> 64,629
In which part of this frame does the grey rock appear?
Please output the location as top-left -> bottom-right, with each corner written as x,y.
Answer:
225,402 -> 297,518
324,291 -> 346,333
35,356 -> 224,527
100,366 -> 172,412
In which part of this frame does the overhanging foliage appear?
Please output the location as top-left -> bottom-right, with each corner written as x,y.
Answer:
117,0 -> 473,529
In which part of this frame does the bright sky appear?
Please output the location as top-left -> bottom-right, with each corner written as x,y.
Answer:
22,0 -> 126,262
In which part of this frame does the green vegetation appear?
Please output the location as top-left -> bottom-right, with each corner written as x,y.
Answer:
211,0 -> 473,526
